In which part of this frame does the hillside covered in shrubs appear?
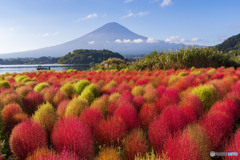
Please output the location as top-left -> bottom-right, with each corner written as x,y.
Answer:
91,47 -> 240,71
58,49 -> 124,64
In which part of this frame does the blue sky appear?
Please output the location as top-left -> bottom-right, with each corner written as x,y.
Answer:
0,0 -> 240,54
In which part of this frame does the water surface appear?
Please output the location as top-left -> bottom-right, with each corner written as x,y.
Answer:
0,64 -> 90,74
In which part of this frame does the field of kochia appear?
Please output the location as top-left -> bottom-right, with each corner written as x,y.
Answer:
0,67 -> 240,160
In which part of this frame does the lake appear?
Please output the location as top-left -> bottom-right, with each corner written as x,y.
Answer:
0,64 -> 90,74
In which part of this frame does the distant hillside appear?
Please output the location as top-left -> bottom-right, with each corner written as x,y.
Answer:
217,33 -> 240,53
58,49 -> 124,64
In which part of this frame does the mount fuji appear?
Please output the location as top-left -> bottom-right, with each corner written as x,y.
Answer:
0,22 -> 184,58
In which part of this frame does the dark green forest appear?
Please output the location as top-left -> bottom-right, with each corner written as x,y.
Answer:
57,49 -> 124,64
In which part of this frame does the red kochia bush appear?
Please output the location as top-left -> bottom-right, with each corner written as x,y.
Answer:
200,112 -> 234,150
133,96 -> 145,112
149,105 -> 188,153
96,117 -> 127,146
180,94 -> 203,123
9,120 -> 48,160
80,108 -> 104,135
225,128 -> 240,160
155,88 -> 179,112
114,103 -> 139,131
164,132 -> 201,160
210,99 -> 239,121
51,116 -> 94,159
117,91 -> 133,104
56,99 -> 70,117
139,103 -> 158,130
1,103 -> 22,123
23,91 -> 44,115
123,129 -> 147,160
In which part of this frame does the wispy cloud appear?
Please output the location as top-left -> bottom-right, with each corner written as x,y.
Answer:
77,13 -> 98,21
122,11 -> 149,19
191,37 -> 200,42
114,39 -> 144,44
165,36 -> 185,43
40,32 -> 59,37
88,41 -> 95,45
124,0 -> 133,3
160,0 -> 172,7
146,38 -> 159,43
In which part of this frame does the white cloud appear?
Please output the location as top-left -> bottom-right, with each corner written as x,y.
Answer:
160,0 -> 172,7
165,36 -> 182,43
114,39 -> 122,43
146,38 -> 158,43
88,41 -> 95,45
124,0 -> 133,3
114,39 -> 144,44
133,39 -> 144,43
77,13 -> 98,21
122,11 -> 149,19
191,37 -> 200,42
40,32 -> 59,37
123,39 -> 131,43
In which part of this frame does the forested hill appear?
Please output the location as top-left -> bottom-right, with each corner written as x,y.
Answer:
217,33 -> 240,53
57,49 -> 124,64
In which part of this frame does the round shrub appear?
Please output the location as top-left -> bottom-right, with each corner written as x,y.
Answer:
43,87 -> 58,105
143,88 -> 158,103
56,99 -> 70,117
114,103 -> 139,131
200,112 -> 234,150
1,103 -> 22,123
51,116 -> 94,159
33,102 -> 57,134
185,124 -> 211,160
65,97 -> 88,117
23,91 -> 44,115
16,86 -> 32,100
94,147 -> 120,160
118,83 -> 131,94
2,92 -> 22,107
155,88 -> 179,112
52,91 -> 68,107
191,84 -> 217,110
148,116 -> 170,153
4,113 -> 28,133
164,131 -> 201,160
80,108 -> 104,135
123,128 -> 147,160
80,89 -> 95,105
86,84 -> 100,98
108,92 -> 120,103
133,96 -> 145,112
225,128 -> 240,160
60,82 -> 75,98
74,80 -> 90,95
139,103 -> 158,130
0,80 -> 10,89
91,95 -> 109,116
96,117 -> 127,146
9,120 -> 48,160
34,82 -> 50,92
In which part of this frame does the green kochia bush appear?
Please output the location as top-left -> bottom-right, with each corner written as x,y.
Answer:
191,84 -> 218,110
33,102 -> 57,133
80,84 -> 100,104
0,81 -> 10,89
74,80 -> 90,95
60,82 -> 75,98
34,82 -> 50,92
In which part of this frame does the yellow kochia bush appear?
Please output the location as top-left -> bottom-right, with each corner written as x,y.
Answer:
94,147 -> 120,160
33,102 -> 57,133
34,82 -> 50,92
60,82 -> 75,98
132,86 -> 145,97
74,80 -> 90,95
191,84 -> 217,110
65,97 -> 88,117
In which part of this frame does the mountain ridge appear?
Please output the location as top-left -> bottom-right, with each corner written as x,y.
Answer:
0,22 -> 183,58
